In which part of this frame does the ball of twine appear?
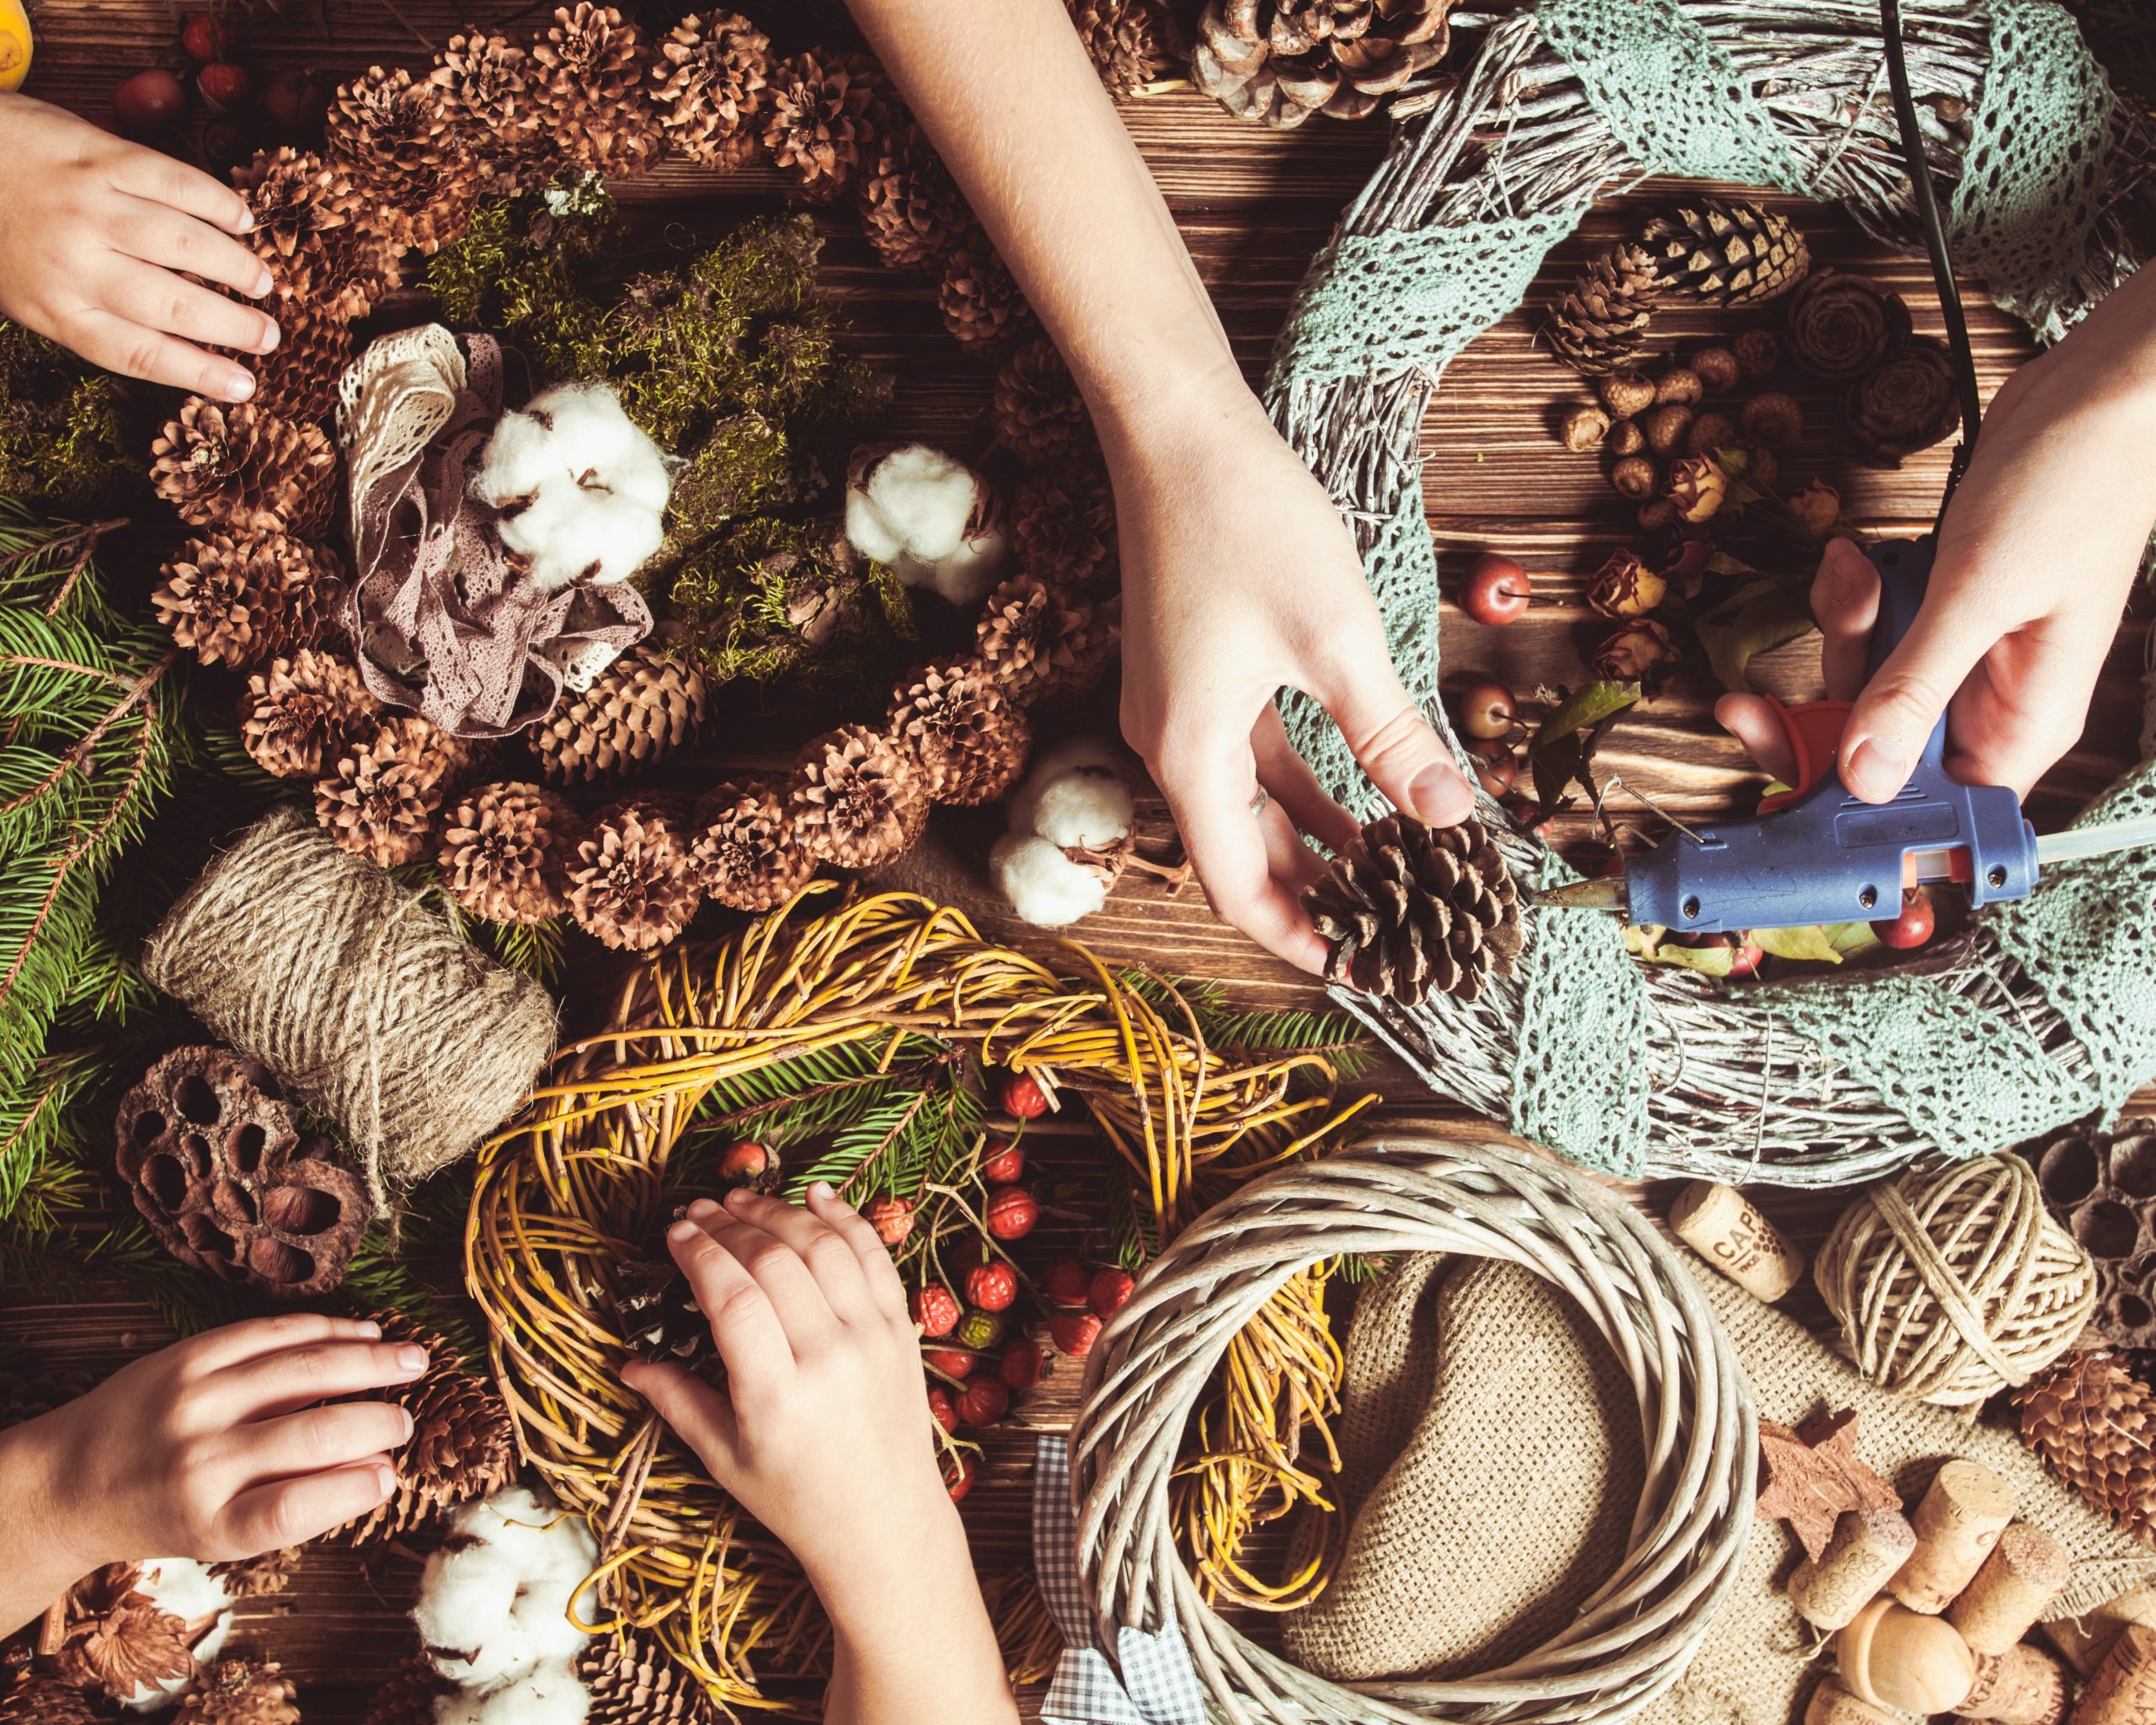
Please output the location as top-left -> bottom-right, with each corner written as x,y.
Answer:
141,806 -> 558,1208
1815,1155 -> 2096,1408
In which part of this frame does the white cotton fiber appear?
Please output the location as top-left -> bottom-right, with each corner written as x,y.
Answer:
433,1662 -> 590,1725
523,384 -> 673,513
992,835 -> 1108,927
499,483 -> 666,590
859,444 -> 978,562
846,444 -> 1010,601
914,514 -> 1009,608
471,409 -> 556,510
475,383 -> 673,595
1007,738 -> 1134,850
416,1487 -> 598,1695
844,482 -> 906,564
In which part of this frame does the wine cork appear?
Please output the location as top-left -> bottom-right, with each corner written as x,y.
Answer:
1960,1644 -> 2071,1725
2047,1593 -> 2156,1678
1808,1681 -> 1904,1725
1951,1525 -> 2073,1654
2070,1621 -> 2156,1725
1670,1179 -> 1806,1300
1838,1597 -> 1979,1715
1791,1508 -> 1919,1630
1892,1461 -> 2017,1613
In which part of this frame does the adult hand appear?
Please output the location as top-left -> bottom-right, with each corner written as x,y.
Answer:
1716,537 -> 1878,779
0,91 -> 278,398
1109,386 -> 1476,972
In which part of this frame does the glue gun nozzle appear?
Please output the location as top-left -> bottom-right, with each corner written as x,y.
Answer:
1532,877 -> 1630,916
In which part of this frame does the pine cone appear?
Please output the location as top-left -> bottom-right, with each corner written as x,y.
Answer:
2016,1350 -> 2156,1543
993,337 -> 1091,465
315,716 -> 461,868
577,1627 -> 720,1725
56,1567 -> 195,1704
789,725 -> 929,869
242,649 -> 379,781
172,1662 -> 297,1725
531,635 -> 709,784
653,11 -> 771,170
339,1311 -> 516,1542
891,657 -> 1034,805
530,4 -> 662,177
438,781 -> 580,924
690,777 -> 819,911
1011,463 -> 1117,589
1544,243 -> 1660,377
248,309 -> 358,424
1070,0 -> 1180,98
1640,199 -> 1810,306
1192,0 -> 1453,128
429,29 -> 536,163
205,1550 -> 301,1599
231,147 -> 382,318
361,1655 -> 446,1725
0,1365 -> 96,1427
975,575 -> 1119,702
940,239 -> 1035,354
155,532 -> 343,670
762,51 -> 889,200
326,65 -> 456,206
1786,270 -> 1912,379
0,1674 -> 107,1725
1303,813 -> 1523,1007
150,398 -> 336,537
568,801 -> 703,952
1843,336 -> 1962,467
857,120 -> 969,274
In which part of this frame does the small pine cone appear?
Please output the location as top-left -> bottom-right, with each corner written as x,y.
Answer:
1193,0 -> 1451,128
155,532 -> 342,670
0,1674 -> 108,1724
762,50 -> 889,200
430,29 -> 536,159
2016,1350 -> 2156,1543
1640,198 -> 1811,307
362,1654 -> 448,1725
857,120 -> 969,274
206,1548 -> 302,1598
248,308 -> 357,424
993,336 -> 1091,465
315,717 -> 458,868
531,635 -> 709,784
1544,243 -> 1660,377
975,575 -> 1119,702
326,65 -> 456,206
890,658 -> 1033,805
1011,463 -> 1117,589
1303,813 -> 1524,1007
173,1660 -> 299,1725
1843,336 -> 1962,468
1070,0 -> 1179,98
150,397 -> 336,537
578,1626 -> 721,1725
341,1312 -> 517,1541
1786,270 -> 1911,379
241,649 -> 380,780
568,800 -> 703,952
653,11 -> 771,170
789,724 -> 929,869
438,781 -> 580,924
691,777 -> 819,911
530,4 -> 663,177
231,147 -> 377,316
940,238 -> 1035,354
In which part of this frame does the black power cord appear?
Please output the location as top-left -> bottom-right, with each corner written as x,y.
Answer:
1879,0 -> 1985,517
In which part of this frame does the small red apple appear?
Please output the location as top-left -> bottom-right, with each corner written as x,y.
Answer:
1872,888 -> 1935,949
113,69 -> 188,135
1454,680 -> 1518,742
1460,553 -> 1532,626
197,61 -> 253,115
1466,738 -> 1518,796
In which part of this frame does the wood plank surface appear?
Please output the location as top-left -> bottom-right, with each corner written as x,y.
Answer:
2,3 -> 2143,1719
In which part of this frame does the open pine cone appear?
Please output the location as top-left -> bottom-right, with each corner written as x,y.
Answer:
439,781 -> 580,924
530,3 -> 661,176
1640,199 -> 1810,306
858,120 -> 970,274
326,64 -> 457,204
360,1655 -> 447,1725
1070,0 -> 1181,98
1544,243 -> 1660,377
789,724 -> 929,869
315,716 -> 463,868
653,11 -> 771,168
155,532 -> 343,670
1192,0 -> 1453,128
578,1626 -> 721,1725
247,308 -> 359,425
532,635 -> 709,784
150,398 -> 336,537
569,801 -> 703,952
1786,270 -> 1911,379
114,1046 -> 370,1300
940,239 -> 1035,354
205,1549 -> 302,1599
1012,463 -> 1117,589
1843,336 -> 1961,467
430,29 -> 536,164
339,1311 -> 516,1543
691,777 -> 819,911
2016,1350 -> 2156,1542
241,649 -> 380,781
231,147 -> 384,319
1303,813 -> 1523,1006
0,1674 -> 109,1724
762,50 -> 888,200
993,337 -> 1092,464
975,576 -> 1119,702
173,1661 -> 299,1725
891,658 -> 1034,805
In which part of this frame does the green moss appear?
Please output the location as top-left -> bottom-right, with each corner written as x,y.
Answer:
0,323 -> 136,515
671,518 -> 914,690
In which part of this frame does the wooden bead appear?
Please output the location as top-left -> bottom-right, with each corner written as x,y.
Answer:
2071,1622 -> 2156,1725
1790,1509 -> 1919,1630
1960,1644 -> 2071,1725
1951,1525 -> 2073,1655
1838,1598 -> 1979,1715
1892,1461 -> 2017,1613
1669,1180 -> 1806,1301
1806,1680 -> 1903,1725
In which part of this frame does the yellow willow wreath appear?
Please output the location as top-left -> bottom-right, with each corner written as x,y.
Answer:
465,882 -> 1375,1712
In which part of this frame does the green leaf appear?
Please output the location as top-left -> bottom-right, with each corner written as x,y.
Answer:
1529,681 -> 1639,809
1652,942 -> 1740,977
1750,924 -> 1846,964
1823,920 -> 1885,959
1694,580 -> 1816,693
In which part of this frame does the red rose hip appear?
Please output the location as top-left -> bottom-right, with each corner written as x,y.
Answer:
958,1378 -> 1010,1428
999,1073 -> 1050,1119
1050,1311 -> 1102,1357
966,1262 -> 1018,1312
1042,1256 -> 1090,1306
944,1453 -> 978,1501
718,1140 -> 769,1180
924,1346 -> 974,1381
1460,553 -> 1532,627
1088,1268 -> 1135,1317
985,1186 -> 1038,1242
864,1196 -> 914,1246
979,1140 -> 1024,1183
999,1337 -> 1044,1391
910,1284 -> 960,1338
926,1386 -> 959,1434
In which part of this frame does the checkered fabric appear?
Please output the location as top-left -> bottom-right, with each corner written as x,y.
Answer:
1033,1435 -> 1206,1725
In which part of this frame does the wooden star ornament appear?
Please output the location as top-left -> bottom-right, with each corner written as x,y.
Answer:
1756,1408 -> 1901,1560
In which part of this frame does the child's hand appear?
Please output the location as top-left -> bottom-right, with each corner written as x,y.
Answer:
0,92 -> 279,399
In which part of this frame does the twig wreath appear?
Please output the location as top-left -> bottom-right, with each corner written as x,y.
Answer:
1070,1137 -> 1757,1725
1266,0 -> 2156,1187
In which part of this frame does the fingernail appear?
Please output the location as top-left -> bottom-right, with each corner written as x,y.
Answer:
223,370 -> 255,402
396,1343 -> 428,1373
252,266 -> 274,296
237,207 -> 256,232
808,1180 -> 835,1201
1407,763 -> 1472,825
257,319 -> 280,354
668,1219 -> 701,1243
686,1197 -> 720,1219
371,1462 -> 397,1498
723,1186 -> 753,1208
1846,737 -> 1908,800
355,1320 -> 381,1339
398,1407 -> 415,1441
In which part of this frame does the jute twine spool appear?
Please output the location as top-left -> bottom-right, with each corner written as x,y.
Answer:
1815,1156 -> 2096,1408
141,806 -> 558,1207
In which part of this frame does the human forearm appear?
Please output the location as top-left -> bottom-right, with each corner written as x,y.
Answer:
0,1414 -> 105,1637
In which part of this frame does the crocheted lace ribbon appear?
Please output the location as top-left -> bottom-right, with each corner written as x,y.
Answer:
1265,0 -> 2137,1177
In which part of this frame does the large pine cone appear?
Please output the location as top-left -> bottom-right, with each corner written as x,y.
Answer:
993,336 -> 1092,465
577,1627 -> 720,1725
339,1312 -> 515,1543
859,120 -> 970,275
653,10 -> 770,168
173,1661 -> 299,1725
248,307 -> 358,424
691,777 -> 819,911
532,635 -> 708,784
438,781 -> 581,925
150,398 -> 336,537
530,3 -> 662,177
2016,1350 -> 2156,1543
1786,270 -> 1911,379
241,649 -> 380,781
891,658 -> 1033,805
1070,0 -> 1180,99
430,29 -> 536,162
940,238 -> 1035,355
1192,0 -> 1453,129
155,532 -> 343,670
569,801 -> 703,952
315,716 -> 464,868
975,576 -> 1119,702
1843,336 -> 1961,467
762,50 -> 888,200
360,1655 -> 447,1725
1544,243 -> 1660,377
789,725 -> 929,869
0,1674 -> 108,1724
1640,199 -> 1810,307
325,65 -> 457,205
231,147 -> 383,319
114,1046 -> 371,1300
1303,814 -> 1523,1006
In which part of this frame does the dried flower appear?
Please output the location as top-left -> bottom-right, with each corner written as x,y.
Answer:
1790,480 -> 1843,537
1664,455 -> 1728,523
1593,618 -> 1680,684
1586,548 -> 1667,618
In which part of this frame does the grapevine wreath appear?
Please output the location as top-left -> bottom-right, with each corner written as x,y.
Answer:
1268,0 -> 2156,1188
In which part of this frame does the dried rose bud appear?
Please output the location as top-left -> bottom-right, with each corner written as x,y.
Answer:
1599,372 -> 1657,419
1665,455 -> 1728,522
1610,454 -> 1659,499
1742,391 -> 1805,448
1790,479 -> 1842,537
1586,547 -> 1668,619
1609,419 -> 1646,457
1687,412 -> 1738,457
1560,403 -> 1610,451
1655,367 -> 1703,406
1691,346 -> 1741,393
1593,618 -> 1680,684
1644,403 -> 1694,456
1733,329 -> 1780,377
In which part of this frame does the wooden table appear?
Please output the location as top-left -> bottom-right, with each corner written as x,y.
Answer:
4,3 -> 2139,1718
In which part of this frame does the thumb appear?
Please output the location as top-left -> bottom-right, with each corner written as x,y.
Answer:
1839,597 -> 1995,803
1321,664 -> 1475,827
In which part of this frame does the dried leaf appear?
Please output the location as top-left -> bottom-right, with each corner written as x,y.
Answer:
1694,579 -> 1814,692
1750,924 -> 1844,964
1528,681 -> 1640,809
1651,942 -> 1739,977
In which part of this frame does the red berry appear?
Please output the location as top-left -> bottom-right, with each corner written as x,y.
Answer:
926,1386 -> 959,1434
864,1196 -> 914,1246
1460,553 -> 1532,627
910,1284 -> 960,1338
1872,887 -> 1935,949
999,1337 -> 1044,1391
197,61 -> 253,114
966,1262 -> 1018,1312
999,1073 -> 1050,1119
260,67 -> 330,136
944,1453 -> 978,1501
1726,942 -> 1765,979
985,1186 -> 1039,1242
1455,679 -> 1518,741
958,1378 -> 1010,1428
955,1308 -> 1006,1353
1050,1311 -> 1102,1357
946,1232 -> 985,1277
1043,1256 -> 1091,1307
1467,738 -> 1518,797
1088,1268 -> 1135,1318
924,1346 -> 974,1381
180,13 -> 241,61
113,69 -> 187,134
979,1140 -> 1024,1183
718,1140 -> 769,1180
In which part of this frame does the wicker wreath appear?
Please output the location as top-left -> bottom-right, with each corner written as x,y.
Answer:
1070,1135 -> 1757,1725
1266,0 -> 2156,1188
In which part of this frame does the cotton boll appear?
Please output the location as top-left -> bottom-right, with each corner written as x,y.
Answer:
1008,738 -> 1134,849
523,384 -> 672,514
918,514 -> 1009,607
472,409 -> 557,510
415,1487 -> 598,1694
498,482 -> 666,593
846,483 -> 906,564
862,445 -> 979,562
992,835 -> 1108,927
433,1663 -> 590,1725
